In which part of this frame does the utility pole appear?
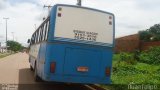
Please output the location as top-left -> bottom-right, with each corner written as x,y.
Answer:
44,5 -> 52,15
34,24 -> 36,30
15,37 -> 18,42
0,23 -> 2,30
77,0 -> 82,6
0,42 -> 1,53
3,17 -> 9,52
11,32 -> 14,41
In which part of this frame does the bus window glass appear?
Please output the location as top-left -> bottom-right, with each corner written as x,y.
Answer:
43,23 -> 46,41
37,29 -> 41,42
39,27 -> 43,42
35,31 -> 38,43
45,21 -> 49,40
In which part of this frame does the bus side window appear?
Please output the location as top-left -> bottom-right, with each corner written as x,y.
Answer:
31,36 -> 33,44
40,25 -> 44,41
42,23 -> 46,41
31,34 -> 34,44
44,22 -> 47,41
35,31 -> 38,43
33,34 -> 35,44
31,37 -> 33,45
45,21 -> 49,40
39,27 -> 42,42
40,28 -> 43,42
37,29 -> 40,43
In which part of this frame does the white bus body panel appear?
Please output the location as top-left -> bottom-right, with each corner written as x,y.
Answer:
29,44 -> 40,59
54,6 -> 113,44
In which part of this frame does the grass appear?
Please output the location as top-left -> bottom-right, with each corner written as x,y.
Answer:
0,53 -> 12,59
111,55 -> 160,84
100,54 -> 160,90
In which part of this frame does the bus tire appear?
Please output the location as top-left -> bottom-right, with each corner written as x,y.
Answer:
30,65 -> 33,71
29,56 -> 31,63
34,63 -> 41,82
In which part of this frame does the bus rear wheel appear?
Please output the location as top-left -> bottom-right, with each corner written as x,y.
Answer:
30,65 -> 33,71
34,63 -> 41,82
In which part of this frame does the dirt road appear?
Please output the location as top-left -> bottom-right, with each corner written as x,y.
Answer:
0,53 -> 105,90
0,53 -> 34,84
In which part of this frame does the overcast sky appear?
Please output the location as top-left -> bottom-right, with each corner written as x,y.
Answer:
0,0 -> 160,46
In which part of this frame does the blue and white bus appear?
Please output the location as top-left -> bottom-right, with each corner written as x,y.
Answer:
28,4 -> 115,84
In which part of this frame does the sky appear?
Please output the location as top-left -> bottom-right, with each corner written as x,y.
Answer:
0,0 -> 160,46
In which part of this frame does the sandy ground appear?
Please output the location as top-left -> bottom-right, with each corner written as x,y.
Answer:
0,53 -> 96,90
0,53 -> 35,84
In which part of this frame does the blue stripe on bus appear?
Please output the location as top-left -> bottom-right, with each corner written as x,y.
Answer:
54,37 -> 113,47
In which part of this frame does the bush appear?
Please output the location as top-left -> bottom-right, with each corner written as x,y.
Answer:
147,46 -> 160,64
112,51 -> 160,84
119,52 -> 137,64
133,50 -> 140,61
119,52 -> 132,61
139,46 -> 160,65
112,62 -> 160,84
139,52 -> 150,64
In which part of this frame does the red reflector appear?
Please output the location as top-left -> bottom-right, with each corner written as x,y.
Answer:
106,67 -> 111,76
109,16 -> 112,19
58,13 -> 61,17
50,62 -> 56,73
77,66 -> 88,72
109,21 -> 112,25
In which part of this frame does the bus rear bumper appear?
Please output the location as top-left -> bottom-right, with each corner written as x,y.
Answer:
43,74 -> 111,84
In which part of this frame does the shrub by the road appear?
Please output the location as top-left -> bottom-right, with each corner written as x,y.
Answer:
119,52 -> 137,64
112,58 -> 160,84
111,47 -> 160,84
139,46 -> 160,65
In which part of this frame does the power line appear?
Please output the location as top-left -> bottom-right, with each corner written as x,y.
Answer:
3,17 -> 9,52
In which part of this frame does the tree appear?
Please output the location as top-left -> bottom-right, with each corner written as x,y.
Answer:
139,24 -> 160,41
149,24 -> 160,41
7,40 -> 23,52
139,30 -> 152,41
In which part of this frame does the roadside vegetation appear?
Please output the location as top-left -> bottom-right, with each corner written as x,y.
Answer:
101,46 -> 160,89
0,40 -> 24,59
112,47 -> 160,84
112,52 -> 160,84
7,40 -> 24,52
139,24 -> 160,41
0,53 -> 12,59
100,24 -> 160,89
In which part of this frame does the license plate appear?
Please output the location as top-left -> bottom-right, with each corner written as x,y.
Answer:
77,67 -> 88,72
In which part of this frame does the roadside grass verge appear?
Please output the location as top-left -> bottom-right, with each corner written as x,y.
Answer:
100,54 -> 160,90
111,54 -> 160,84
112,62 -> 160,84
0,53 -> 12,59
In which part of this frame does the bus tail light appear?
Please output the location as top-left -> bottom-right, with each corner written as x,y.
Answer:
58,13 -> 61,17
109,21 -> 112,25
106,67 -> 111,76
50,62 -> 56,73
109,16 -> 112,19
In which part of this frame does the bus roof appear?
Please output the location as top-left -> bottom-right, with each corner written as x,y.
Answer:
52,4 -> 114,16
